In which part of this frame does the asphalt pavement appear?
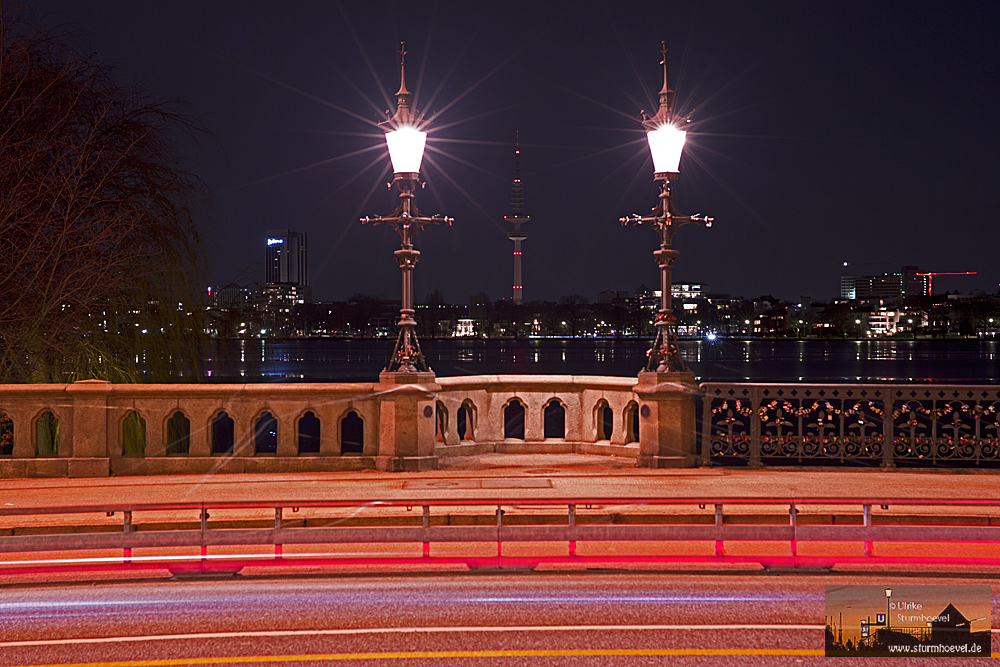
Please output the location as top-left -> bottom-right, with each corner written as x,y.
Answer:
0,572 -> 996,665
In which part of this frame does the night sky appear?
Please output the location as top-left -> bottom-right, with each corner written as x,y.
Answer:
14,1 -> 1000,304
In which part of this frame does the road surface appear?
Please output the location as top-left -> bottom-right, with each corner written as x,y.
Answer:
0,571 -> 996,665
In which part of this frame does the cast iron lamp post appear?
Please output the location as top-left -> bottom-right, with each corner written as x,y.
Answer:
885,588 -> 892,631
361,43 -> 453,373
620,42 -> 712,373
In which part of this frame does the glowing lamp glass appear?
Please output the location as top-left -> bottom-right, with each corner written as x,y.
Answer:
646,124 -> 686,174
385,126 -> 427,174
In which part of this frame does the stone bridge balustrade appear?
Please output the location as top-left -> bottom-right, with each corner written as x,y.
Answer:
0,381 -> 383,477
0,375 -> 668,477
6,378 -> 1000,477
0,384 -> 76,475
6,377 -> 1000,476
433,375 -> 641,457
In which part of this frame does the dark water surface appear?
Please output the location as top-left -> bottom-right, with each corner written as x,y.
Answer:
201,338 -> 1000,384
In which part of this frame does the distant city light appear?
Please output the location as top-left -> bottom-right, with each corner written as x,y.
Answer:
267,238 -> 284,245
705,332 -> 718,341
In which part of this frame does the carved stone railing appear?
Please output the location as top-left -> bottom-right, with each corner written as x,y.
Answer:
700,383 -> 1000,468
3,378 -> 995,478
433,375 -> 640,457
0,375 -> 657,477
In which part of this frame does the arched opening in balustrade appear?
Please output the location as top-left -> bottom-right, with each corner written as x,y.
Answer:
211,411 -> 234,454
0,410 -> 12,456
298,411 -> 321,454
625,402 -> 639,444
543,400 -> 565,439
435,402 -> 447,443
596,400 -> 613,441
504,399 -> 525,440
36,410 -> 60,457
254,411 -> 278,454
122,411 -> 146,456
167,411 -> 190,455
340,410 -> 364,454
458,400 -> 475,441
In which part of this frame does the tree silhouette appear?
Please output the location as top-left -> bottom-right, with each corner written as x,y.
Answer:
0,16 -> 205,382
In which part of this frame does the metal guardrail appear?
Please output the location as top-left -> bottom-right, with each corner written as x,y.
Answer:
1,498 -> 998,575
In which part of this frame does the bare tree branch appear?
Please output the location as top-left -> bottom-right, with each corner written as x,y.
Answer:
0,16 -> 206,382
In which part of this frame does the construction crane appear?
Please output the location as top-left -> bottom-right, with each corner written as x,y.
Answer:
916,271 -> 977,297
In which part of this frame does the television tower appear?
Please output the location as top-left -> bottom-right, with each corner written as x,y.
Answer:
505,132 -> 529,304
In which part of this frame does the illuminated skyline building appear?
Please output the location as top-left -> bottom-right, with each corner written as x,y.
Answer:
265,229 -> 308,287
505,132 -> 529,304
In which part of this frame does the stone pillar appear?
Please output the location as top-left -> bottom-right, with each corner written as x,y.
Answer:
375,371 -> 440,471
634,371 -> 700,468
65,380 -> 111,477
276,411 -> 298,458
524,397 -> 544,442
144,408 -> 166,458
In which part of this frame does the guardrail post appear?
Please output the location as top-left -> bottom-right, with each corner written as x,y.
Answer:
422,505 -> 430,558
714,504 -> 725,556
274,507 -> 283,559
789,503 -> 797,562
123,510 -> 132,563
495,504 -> 504,569
200,506 -> 209,572
568,504 -> 576,557
863,503 -> 873,557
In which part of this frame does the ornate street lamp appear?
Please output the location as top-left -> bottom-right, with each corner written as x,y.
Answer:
361,43 -> 453,373
620,42 -> 712,374
884,588 -> 892,631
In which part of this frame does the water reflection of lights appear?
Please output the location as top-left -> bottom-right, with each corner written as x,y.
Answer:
680,347 -> 699,362
869,341 -> 900,361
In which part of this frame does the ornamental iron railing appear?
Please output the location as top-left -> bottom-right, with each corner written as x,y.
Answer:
700,384 -> 1000,468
